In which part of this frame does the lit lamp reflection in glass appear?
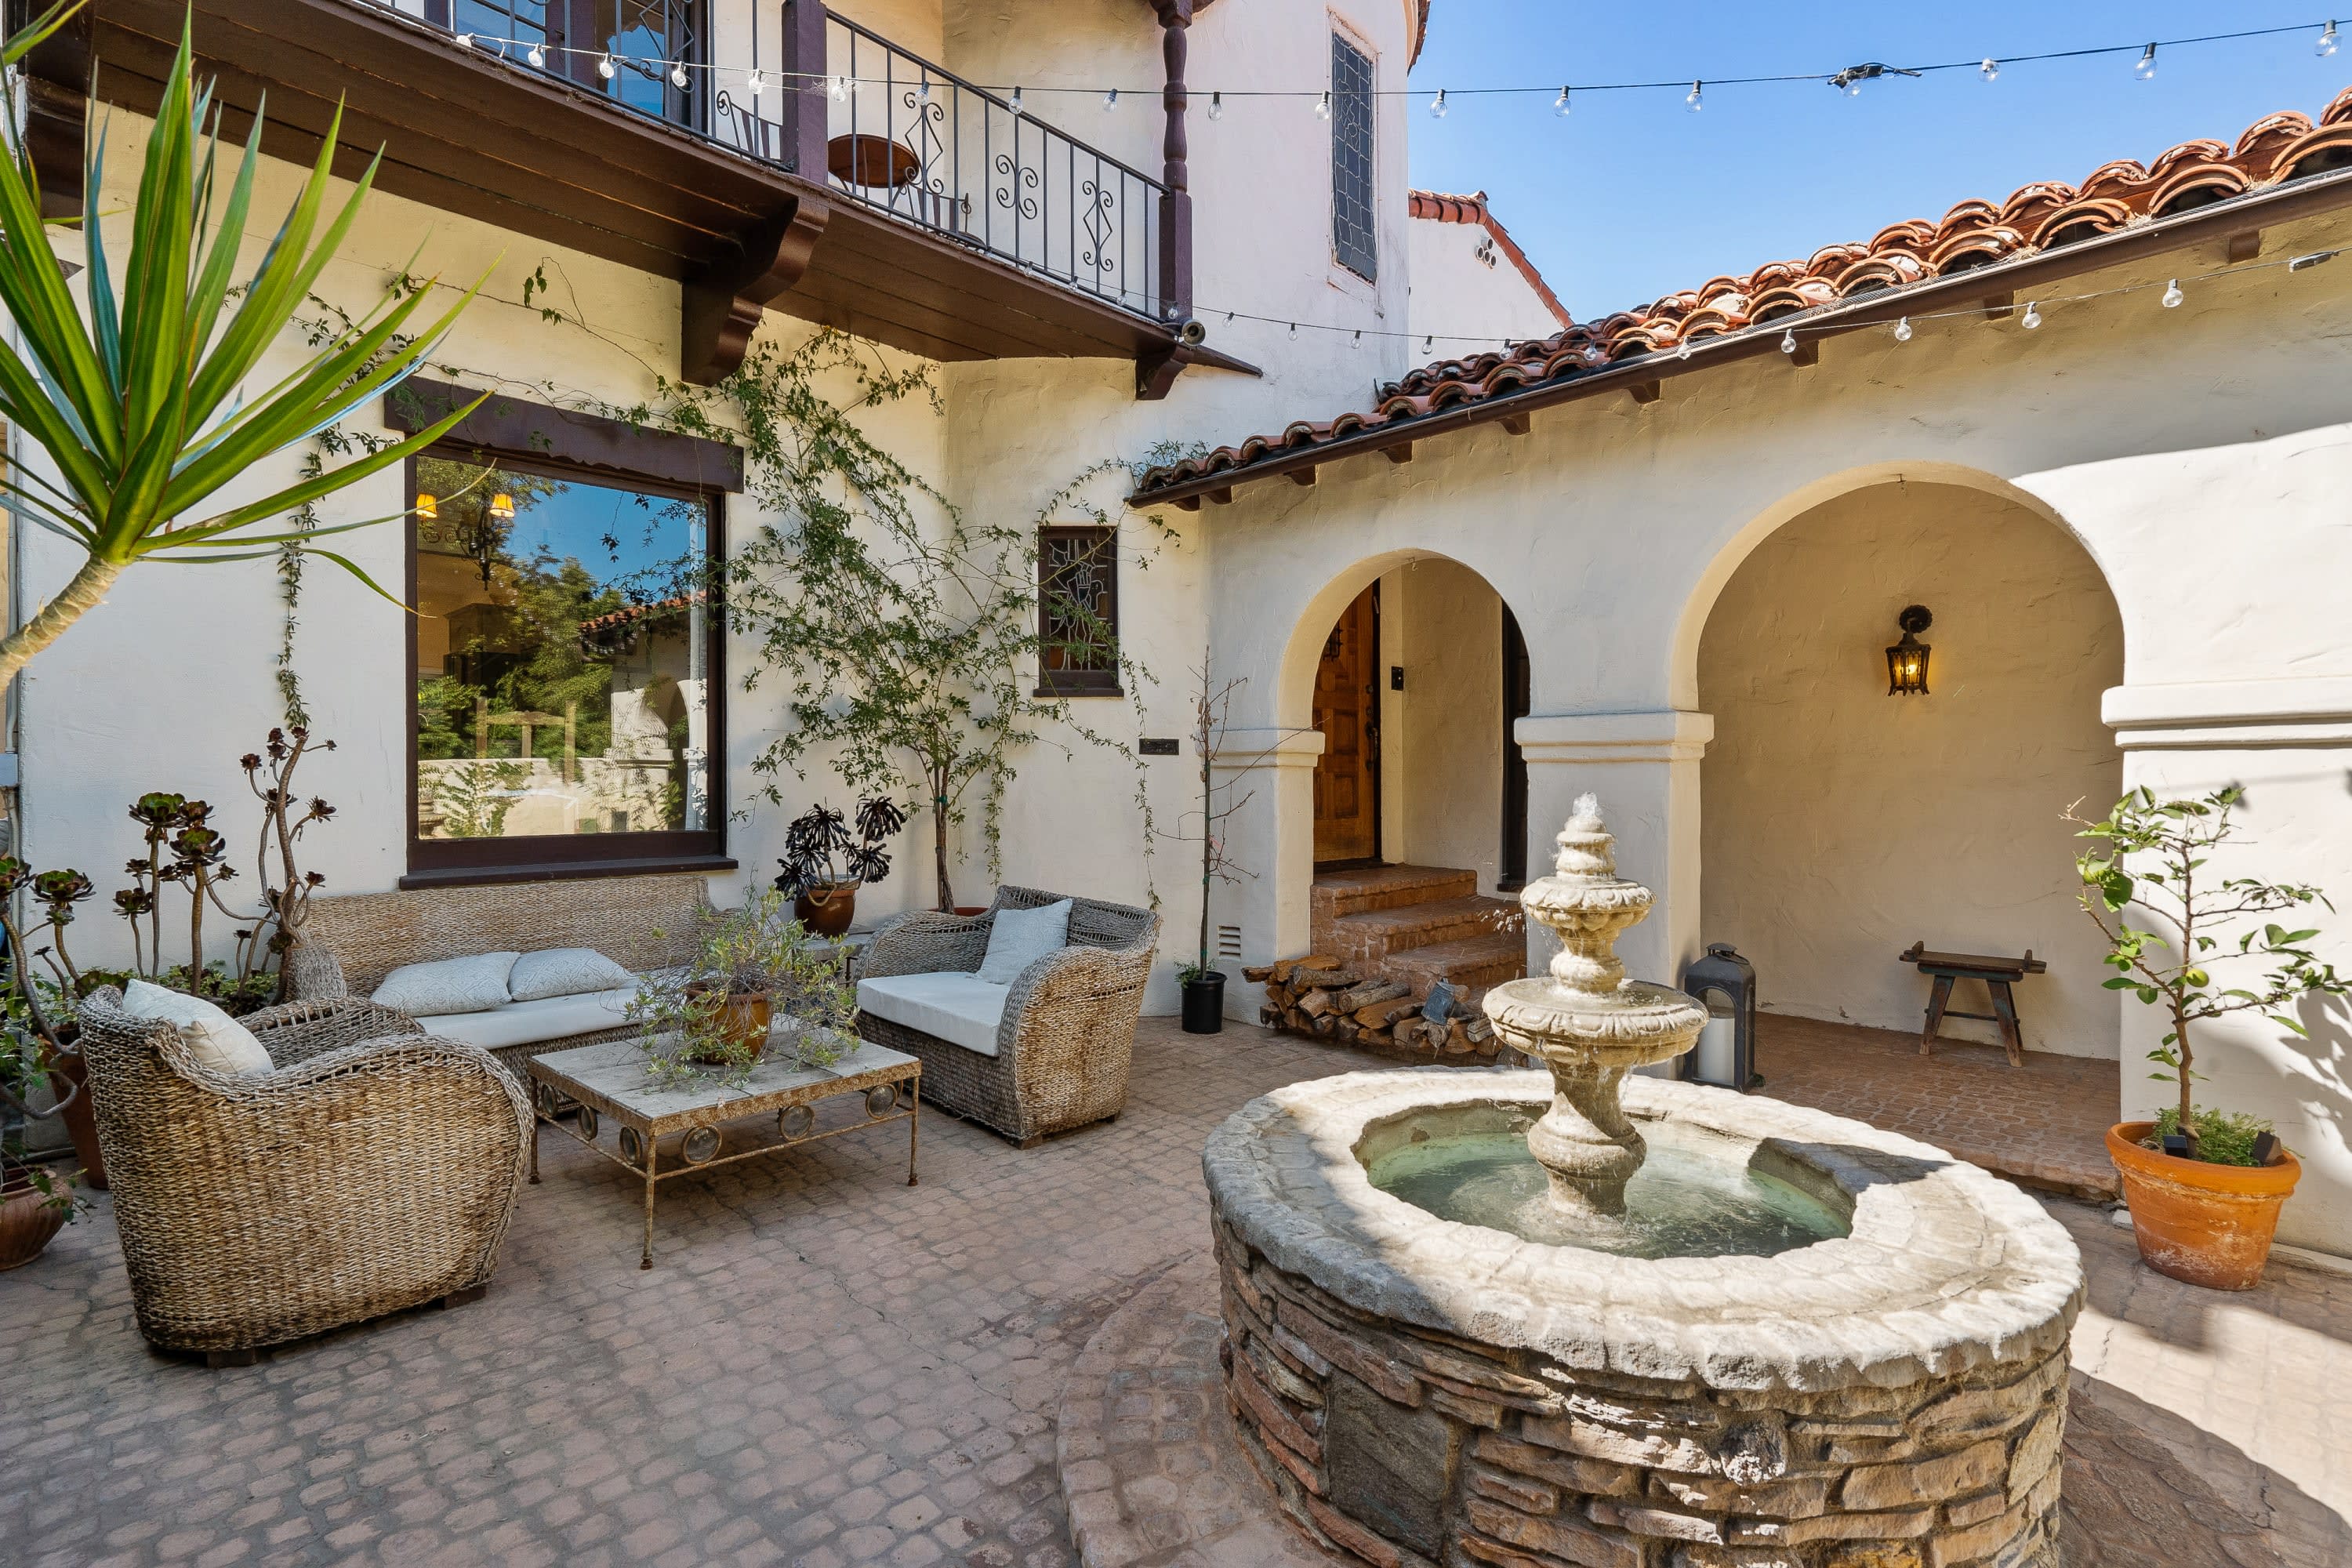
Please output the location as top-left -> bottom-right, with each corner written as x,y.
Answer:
1886,604 -> 1933,695
414,492 -> 438,521
1679,943 -> 1759,1091
488,493 -> 516,522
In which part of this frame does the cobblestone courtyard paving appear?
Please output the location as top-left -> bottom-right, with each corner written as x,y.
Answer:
4,1020 -> 2346,1568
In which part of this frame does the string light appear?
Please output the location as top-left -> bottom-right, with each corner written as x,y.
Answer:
597,53 -> 616,81
526,42 -> 545,68
2162,278 -> 2184,308
455,31 -> 474,49
2133,42 -> 2158,81
1779,326 -> 1798,354
1893,316 -> 1913,342
917,79 -> 932,103
1288,322 -> 1298,339
1429,89 -> 1447,118
1103,88 -> 1119,111
1315,90 -> 1331,119
2021,301 -> 2043,329
670,60 -> 688,89
829,74 -> 849,101
746,67 -> 763,96
1676,340 -> 1693,360
1011,86 -> 1025,115
1208,91 -> 1223,121
2320,21 -> 2341,56
1980,57 -> 1999,82
1686,80 -> 1704,113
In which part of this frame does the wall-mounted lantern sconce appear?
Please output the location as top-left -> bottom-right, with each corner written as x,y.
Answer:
1886,604 -> 1933,695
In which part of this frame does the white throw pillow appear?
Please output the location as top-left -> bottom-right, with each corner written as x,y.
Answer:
121,978 -> 272,1076
507,946 -> 636,1003
974,898 -> 1073,984
372,952 -> 520,1017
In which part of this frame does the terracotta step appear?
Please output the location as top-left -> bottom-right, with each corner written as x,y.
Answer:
1384,931 -> 1528,1007
1310,864 -> 1477,925
1323,895 -> 1523,967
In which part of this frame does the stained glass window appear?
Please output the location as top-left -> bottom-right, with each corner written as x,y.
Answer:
1037,527 -> 1120,696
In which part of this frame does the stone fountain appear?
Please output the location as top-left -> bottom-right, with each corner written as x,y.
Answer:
1203,798 -> 2085,1568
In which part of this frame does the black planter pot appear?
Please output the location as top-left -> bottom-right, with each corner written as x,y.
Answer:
1181,971 -> 1227,1034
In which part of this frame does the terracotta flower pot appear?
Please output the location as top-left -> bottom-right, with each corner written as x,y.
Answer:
2108,1120 -> 2302,1290
793,882 -> 858,937
0,1174 -> 70,1272
684,988 -> 773,1064
42,1043 -> 107,1191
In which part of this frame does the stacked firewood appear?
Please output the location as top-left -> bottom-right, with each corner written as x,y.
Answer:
1246,956 -> 1507,1062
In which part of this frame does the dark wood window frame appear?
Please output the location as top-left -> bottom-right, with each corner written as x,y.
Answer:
1330,31 -> 1378,283
386,379 -> 743,887
1035,524 -> 1122,698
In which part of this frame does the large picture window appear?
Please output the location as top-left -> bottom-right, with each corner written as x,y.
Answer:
401,452 -> 731,882
1330,33 -> 1377,281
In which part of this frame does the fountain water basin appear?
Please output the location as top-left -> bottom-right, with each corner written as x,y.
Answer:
1203,801 -> 2084,1568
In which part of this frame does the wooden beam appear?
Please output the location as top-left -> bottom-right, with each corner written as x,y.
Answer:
1287,467 -> 1318,486
1137,347 -> 1186,401
1628,381 -> 1661,405
2227,228 -> 2263,263
1499,412 -> 1531,437
1383,442 -> 1414,463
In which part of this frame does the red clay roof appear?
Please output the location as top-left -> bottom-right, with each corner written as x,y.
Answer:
1138,88 -> 2352,495
1409,187 -> 1574,330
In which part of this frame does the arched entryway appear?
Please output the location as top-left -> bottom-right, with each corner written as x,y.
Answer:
1693,472 -> 2125,1062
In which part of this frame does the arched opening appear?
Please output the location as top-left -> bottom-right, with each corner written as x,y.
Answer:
1696,475 -> 2125,1062
1279,552 -> 1530,1016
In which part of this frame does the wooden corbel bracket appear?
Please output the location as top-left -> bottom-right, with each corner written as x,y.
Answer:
681,195 -> 832,385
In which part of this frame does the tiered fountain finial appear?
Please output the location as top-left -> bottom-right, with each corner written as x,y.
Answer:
1483,797 -> 1708,1214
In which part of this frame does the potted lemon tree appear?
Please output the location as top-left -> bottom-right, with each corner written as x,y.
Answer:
2073,786 -> 2347,1289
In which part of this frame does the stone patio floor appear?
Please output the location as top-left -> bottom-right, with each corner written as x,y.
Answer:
2,1018 -> 2342,1568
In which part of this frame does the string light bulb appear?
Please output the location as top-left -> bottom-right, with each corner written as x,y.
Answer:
1429,89 -> 1447,118
1779,326 -> 1798,354
2133,43 -> 2157,82
2161,278 -> 2183,308
1011,86 -> 1025,115
747,67 -> 764,96
2021,301 -> 2043,329
1316,89 -> 1331,119
1843,74 -> 1864,99
1980,57 -> 1999,82
917,80 -> 931,103
1554,85 -> 1571,117
670,60 -> 688,89
2320,22 -> 2340,57
1676,339 -> 1693,360
1893,316 -> 1912,342
597,53 -> 616,81
455,31 -> 474,49
1103,88 -> 1119,111
526,42 -> 546,68
1207,91 -> 1223,121
1287,322 -> 1298,339
829,74 -> 849,101
1686,80 -> 1704,113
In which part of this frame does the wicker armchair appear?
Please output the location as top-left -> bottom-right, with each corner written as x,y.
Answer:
74,989 -> 532,1365
857,885 -> 1160,1147
285,873 -> 713,1079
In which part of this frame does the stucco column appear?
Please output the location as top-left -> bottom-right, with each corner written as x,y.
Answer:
1515,712 -> 1714,997
1210,726 -> 1325,1015
2106,677 -> 2352,1256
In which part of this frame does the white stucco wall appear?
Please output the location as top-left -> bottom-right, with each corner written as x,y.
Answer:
1697,481 -> 2124,1058
1407,210 -> 1566,348
1192,214 -> 2352,1252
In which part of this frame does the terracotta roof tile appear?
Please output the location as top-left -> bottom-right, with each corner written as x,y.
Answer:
1138,89 -> 2352,495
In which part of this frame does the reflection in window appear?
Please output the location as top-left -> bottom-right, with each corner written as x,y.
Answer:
412,456 -> 710,843
593,0 -> 702,124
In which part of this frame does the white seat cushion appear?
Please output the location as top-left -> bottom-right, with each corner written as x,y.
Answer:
122,978 -> 271,1076
856,972 -> 1010,1057
974,898 -> 1071,984
418,988 -> 637,1054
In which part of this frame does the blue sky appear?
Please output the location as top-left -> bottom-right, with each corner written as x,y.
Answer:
1404,5 -> 2352,323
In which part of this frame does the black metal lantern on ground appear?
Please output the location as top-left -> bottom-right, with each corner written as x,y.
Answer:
1886,604 -> 1933,695
1679,943 -> 1761,1091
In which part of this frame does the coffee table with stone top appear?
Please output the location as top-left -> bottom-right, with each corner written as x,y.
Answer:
526,1029 -> 919,1269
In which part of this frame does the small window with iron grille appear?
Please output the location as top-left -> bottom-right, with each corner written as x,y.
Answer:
1037,527 -> 1120,696
1330,33 -> 1377,282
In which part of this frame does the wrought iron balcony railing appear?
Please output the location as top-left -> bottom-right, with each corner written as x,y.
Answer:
412,1 -> 1171,325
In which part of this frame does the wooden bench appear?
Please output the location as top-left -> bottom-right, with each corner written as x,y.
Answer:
1899,943 -> 2047,1066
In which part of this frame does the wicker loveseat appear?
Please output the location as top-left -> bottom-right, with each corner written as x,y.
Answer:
855,885 -> 1160,1147
285,873 -> 713,1080
74,989 -> 531,1364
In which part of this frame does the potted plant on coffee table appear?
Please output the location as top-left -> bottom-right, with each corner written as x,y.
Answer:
2071,786 -> 2347,1290
630,890 -> 859,1087
774,798 -> 906,936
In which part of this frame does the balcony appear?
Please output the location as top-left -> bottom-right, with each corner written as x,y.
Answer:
24,0 -> 1235,390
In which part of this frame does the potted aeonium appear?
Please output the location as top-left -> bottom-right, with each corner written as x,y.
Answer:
2071,786 -> 2348,1290
630,890 -> 859,1087
775,798 -> 907,937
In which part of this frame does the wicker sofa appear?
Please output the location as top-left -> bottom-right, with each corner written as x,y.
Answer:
74,989 -> 531,1364
855,885 -> 1160,1147
285,873 -> 713,1080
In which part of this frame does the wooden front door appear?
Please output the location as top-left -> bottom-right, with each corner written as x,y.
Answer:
1313,584 -> 1380,866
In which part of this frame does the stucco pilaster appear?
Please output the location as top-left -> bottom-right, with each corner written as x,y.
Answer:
1210,726 -> 1326,1012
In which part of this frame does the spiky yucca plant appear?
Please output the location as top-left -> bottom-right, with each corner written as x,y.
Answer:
0,7 -> 485,684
